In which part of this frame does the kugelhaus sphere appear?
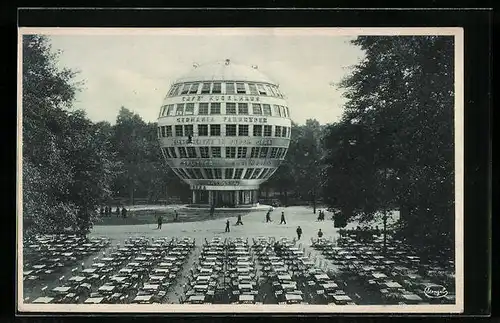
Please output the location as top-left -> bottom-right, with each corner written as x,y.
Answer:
157,59 -> 291,207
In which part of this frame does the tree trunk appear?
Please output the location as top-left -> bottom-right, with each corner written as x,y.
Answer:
383,212 -> 387,255
129,182 -> 135,205
312,188 -> 317,214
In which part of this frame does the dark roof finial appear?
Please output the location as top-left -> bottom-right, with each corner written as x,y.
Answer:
225,59 -> 230,65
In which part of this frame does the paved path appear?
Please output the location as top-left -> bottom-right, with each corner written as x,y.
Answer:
91,206 -> 340,245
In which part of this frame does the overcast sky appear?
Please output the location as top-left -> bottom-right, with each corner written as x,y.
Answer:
46,29 -> 365,125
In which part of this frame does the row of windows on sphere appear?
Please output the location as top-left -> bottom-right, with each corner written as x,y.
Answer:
161,146 -> 288,159
167,82 -> 284,98
160,103 -> 290,118
158,124 -> 291,138
172,167 -> 277,181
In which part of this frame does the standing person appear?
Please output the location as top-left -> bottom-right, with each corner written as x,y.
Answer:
266,211 -> 272,223
210,204 -> 215,218
317,229 -> 323,239
116,206 -> 120,217
225,219 -> 230,233
280,211 -> 286,224
296,226 -> 302,240
158,214 -> 163,230
235,214 -> 243,225
100,206 -> 104,216
174,209 -> 179,222
121,207 -> 127,218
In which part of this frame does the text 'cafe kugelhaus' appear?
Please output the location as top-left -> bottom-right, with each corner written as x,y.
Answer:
157,59 -> 292,208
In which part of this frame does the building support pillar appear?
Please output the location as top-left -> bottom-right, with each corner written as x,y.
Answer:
192,190 -> 196,204
234,190 -> 240,206
208,190 -> 214,206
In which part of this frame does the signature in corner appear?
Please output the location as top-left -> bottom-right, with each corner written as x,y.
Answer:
424,284 -> 448,298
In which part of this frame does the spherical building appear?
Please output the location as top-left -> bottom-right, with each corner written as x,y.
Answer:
157,59 -> 291,207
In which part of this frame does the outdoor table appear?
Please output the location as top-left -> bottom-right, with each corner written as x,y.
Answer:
282,283 -> 297,291
271,261 -> 285,266
188,295 -> 205,304
143,284 -> 159,291
69,276 -> 86,283
133,295 -> 153,303
372,272 -> 387,279
321,282 -> 338,290
154,268 -> 169,274
23,270 -> 34,276
52,286 -> 71,294
128,262 -> 141,267
278,274 -> 292,281
119,268 -> 134,274
200,268 -> 213,274
237,267 -> 251,273
82,268 -> 97,274
159,262 -> 173,267
92,263 -> 106,268
285,293 -> 303,303
196,276 -> 211,281
238,284 -> 253,290
384,281 -> 403,289
201,262 -> 216,267
238,294 -> 255,304
101,257 -> 114,262
314,274 -> 330,281
333,295 -> 352,302
84,297 -> 104,304
149,275 -> 166,281
237,261 -> 252,267
32,264 -> 46,269
98,285 -> 115,292
273,267 -> 287,273
110,276 -> 128,283
194,285 -> 209,292
32,297 -> 54,304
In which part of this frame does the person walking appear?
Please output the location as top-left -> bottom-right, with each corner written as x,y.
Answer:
235,214 -> 243,225
121,207 -> 127,218
174,209 -> 179,222
225,219 -> 230,233
280,211 -> 286,224
317,228 -> 323,239
296,226 -> 302,240
266,211 -> 272,223
157,214 -> 163,230
116,206 -> 120,217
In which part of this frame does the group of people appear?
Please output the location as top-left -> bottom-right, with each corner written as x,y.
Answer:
316,209 -> 327,221
100,206 -> 127,218
265,208 -> 287,224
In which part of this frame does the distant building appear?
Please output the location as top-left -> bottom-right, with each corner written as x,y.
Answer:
157,59 -> 291,207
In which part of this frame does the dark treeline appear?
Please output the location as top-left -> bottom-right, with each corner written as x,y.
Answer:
23,35 -> 455,257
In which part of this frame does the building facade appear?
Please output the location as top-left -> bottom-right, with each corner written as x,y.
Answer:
157,60 -> 291,207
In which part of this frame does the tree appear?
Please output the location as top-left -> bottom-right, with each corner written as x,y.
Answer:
22,35 -> 115,236
324,36 -> 455,255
